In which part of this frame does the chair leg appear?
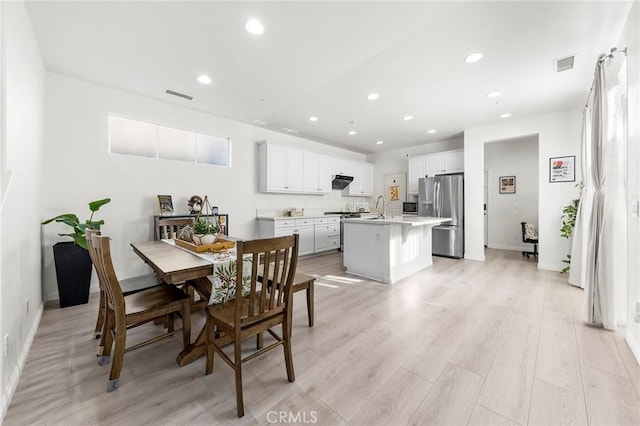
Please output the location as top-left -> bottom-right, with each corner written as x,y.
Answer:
234,337 -> 244,417
99,309 -> 115,365
107,322 -> 126,392
167,314 -> 175,333
306,283 -> 314,327
256,332 -> 263,349
283,321 -> 295,382
94,290 -> 105,339
205,315 -> 214,375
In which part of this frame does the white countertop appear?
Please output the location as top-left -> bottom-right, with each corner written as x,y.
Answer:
342,215 -> 450,226
256,213 -> 341,220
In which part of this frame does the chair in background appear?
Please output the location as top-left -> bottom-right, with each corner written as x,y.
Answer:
90,233 -> 191,392
155,217 -> 194,240
204,234 -> 299,417
87,229 -> 163,347
521,222 -> 539,258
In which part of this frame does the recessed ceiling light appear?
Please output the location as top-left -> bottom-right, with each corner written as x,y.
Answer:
500,113 -> 512,118
245,19 -> 264,35
367,93 -> 379,100
197,74 -> 212,85
403,115 -> 413,121
348,130 -> 357,135
376,140 -> 384,145
427,129 -> 437,134
309,116 -> 318,122
464,52 -> 483,63
487,91 -> 502,98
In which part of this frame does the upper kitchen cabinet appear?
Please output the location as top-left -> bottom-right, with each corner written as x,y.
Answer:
344,161 -> 374,197
408,149 -> 464,193
258,143 -> 305,193
303,152 -> 332,194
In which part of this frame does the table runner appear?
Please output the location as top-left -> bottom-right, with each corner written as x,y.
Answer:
162,239 -> 252,304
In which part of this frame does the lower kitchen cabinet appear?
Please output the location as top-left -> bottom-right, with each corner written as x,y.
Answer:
313,216 -> 340,253
257,216 -> 340,256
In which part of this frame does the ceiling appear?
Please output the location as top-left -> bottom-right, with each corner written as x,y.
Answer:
25,1 -> 632,154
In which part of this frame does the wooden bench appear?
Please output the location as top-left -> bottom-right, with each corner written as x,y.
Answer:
188,272 -> 315,327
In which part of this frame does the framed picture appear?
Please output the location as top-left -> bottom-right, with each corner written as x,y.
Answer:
549,155 -> 575,182
499,176 -> 516,194
157,194 -> 174,215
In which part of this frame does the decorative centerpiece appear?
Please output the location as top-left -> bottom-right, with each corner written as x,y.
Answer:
192,195 -> 220,246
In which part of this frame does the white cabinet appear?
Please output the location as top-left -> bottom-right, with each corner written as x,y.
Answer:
344,161 -> 374,197
303,152 -> 332,194
259,143 -> 304,193
407,150 -> 464,193
258,218 -> 314,255
258,215 -> 340,256
443,150 -> 464,173
313,216 -> 340,253
408,156 -> 426,194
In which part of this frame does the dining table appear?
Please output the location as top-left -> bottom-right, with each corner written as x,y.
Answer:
130,238 -> 243,366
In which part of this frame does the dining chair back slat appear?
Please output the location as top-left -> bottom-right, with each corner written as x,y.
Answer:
156,217 -> 194,240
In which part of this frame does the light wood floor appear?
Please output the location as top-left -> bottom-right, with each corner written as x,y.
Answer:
5,249 -> 640,425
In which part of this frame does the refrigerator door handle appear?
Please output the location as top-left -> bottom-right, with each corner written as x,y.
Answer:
434,180 -> 440,217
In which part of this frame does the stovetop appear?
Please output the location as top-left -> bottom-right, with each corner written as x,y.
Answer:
324,211 -> 361,218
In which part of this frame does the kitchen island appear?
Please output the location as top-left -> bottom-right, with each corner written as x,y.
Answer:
342,216 -> 449,284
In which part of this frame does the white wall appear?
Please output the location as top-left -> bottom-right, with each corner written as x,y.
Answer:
366,138 -> 463,200
620,1 -> 640,362
464,109 -> 583,269
485,136 -> 539,251
41,72 -> 370,301
0,1 -> 45,421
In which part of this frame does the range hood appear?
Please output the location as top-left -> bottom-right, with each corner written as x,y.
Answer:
332,174 -> 354,190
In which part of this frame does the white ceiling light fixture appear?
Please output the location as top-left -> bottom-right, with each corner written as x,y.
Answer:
376,140 -> 384,145
487,91 -> 502,98
367,93 -> 379,100
197,74 -> 212,85
245,19 -> 264,35
309,116 -> 318,122
464,52 -> 483,63
427,129 -> 437,134
500,113 -> 512,118
348,130 -> 357,135
403,115 -> 413,121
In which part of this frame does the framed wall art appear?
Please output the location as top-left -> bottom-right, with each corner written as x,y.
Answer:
157,194 -> 174,215
549,155 -> 575,182
499,176 -> 516,194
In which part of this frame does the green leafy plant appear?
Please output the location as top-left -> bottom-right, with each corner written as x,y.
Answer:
42,198 -> 111,250
193,217 -> 219,235
559,200 -> 579,273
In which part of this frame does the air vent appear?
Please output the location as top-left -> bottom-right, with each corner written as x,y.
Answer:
555,55 -> 575,72
165,89 -> 193,100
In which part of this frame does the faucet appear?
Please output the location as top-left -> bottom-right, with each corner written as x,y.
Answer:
375,195 -> 386,219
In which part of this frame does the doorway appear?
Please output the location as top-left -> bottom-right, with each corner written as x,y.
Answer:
484,135 -> 539,259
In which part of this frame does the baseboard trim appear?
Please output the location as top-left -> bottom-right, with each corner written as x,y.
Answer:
537,263 -> 562,272
464,254 -> 485,261
47,284 -> 99,302
0,302 -> 43,423
626,331 -> 640,365
488,244 -> 531,252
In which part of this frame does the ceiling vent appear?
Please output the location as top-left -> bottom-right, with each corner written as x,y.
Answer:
555,55 -> 575,73
165,89 -> 193,100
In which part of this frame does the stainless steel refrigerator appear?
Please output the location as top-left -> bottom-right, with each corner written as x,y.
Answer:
418,174 -> 464,258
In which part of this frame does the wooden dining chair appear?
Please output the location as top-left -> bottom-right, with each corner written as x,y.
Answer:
91,234 -> 192,392
204,234 -> 299,417
86,229 -> 162,352
155,217 -> 194,240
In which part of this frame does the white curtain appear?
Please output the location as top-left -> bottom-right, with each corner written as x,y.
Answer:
580,54 -> 628,330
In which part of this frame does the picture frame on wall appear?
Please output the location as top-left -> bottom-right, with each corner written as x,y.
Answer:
549,155 -> 576,182
499,176 -> 516,194
157,194 -> 174,215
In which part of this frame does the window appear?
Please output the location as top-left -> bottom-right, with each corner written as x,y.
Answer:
108,115 -> 230,166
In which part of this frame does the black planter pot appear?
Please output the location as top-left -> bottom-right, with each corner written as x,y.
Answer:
52,241 -> 92,308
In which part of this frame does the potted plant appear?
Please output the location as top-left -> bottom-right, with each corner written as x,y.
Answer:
192,218 -> 219,245
42,198 -> 111,307
560,199 -> 579,274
